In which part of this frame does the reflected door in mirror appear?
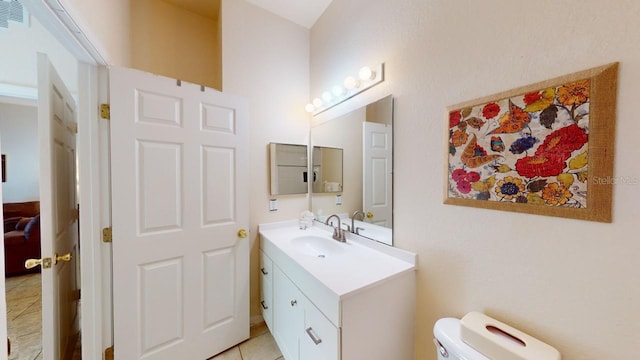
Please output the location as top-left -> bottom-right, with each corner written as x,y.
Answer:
363,122 -> 392,228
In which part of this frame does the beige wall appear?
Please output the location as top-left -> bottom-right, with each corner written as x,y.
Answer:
221,0 -> 310,321
63,0 -> 131,66
131,0 -> 221,89
311,1 -> 640,359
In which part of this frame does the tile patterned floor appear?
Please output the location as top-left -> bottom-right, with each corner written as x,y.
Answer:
6,273 -> 42,360
6,273 -> 277,360
209,322 -> 283,360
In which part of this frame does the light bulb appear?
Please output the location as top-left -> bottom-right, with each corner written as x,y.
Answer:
322,91 -> 333,103
313,98 -> 323,108
344,76 -> 359,90
305,103 -> 315,113
359,66 -> 375,81
332,85 -> 345,96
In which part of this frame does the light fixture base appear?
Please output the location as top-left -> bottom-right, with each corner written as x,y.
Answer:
312,63 -> 385,116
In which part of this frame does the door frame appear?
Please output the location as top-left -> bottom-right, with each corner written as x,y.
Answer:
9,0 -> 111,358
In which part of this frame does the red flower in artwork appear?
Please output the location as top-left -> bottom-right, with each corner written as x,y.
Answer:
534,124 -> 588,158
449,111 -> 462,128
452,169 -> 467,182
523,91 -> 542,105
515,155 -> 566,178
515,124 -> 588,178
457,181 -> 472,194
451,168 -> 480,194
482,102 -> 501,119
466,171 -> 480,182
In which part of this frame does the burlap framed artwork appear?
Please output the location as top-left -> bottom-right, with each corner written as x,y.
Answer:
444,63 -> 618,222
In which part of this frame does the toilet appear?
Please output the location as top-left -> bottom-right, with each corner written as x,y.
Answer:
434,312 -> 561,360
433,317 -> 489,360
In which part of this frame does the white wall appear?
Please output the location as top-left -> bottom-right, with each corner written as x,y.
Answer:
0,103 -> 39,202
221,0 -> 310,320
311,1 -> 640,359
0,14 -> 78,94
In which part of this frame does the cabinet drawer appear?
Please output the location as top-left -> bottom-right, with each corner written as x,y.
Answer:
300,300 -> 340,360
260,250 -> 273,282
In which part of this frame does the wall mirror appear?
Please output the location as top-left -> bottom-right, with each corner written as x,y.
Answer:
310,95 -> 394,245
269,143 -> 309,195
312,146 -> 343,193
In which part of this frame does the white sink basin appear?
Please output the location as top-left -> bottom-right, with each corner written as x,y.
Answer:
291,235 -> 345,258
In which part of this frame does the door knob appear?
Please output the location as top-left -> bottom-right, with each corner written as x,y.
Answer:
366,212 -> 374,219
55,253 -> 72,265
237,229 -> 248,238
25,257 -> 52,269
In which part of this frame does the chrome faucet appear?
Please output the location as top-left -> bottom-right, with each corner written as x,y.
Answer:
325,214 -> 346,242
351,210 -> 366,235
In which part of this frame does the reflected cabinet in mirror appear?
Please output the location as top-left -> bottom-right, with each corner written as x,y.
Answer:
269,143 -> 309,195
311,95 -> 394,245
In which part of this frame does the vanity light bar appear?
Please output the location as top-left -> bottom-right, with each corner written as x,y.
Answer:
306,63 -> 385,116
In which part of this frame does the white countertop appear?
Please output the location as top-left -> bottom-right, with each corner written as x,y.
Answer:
259,220 -> 416,299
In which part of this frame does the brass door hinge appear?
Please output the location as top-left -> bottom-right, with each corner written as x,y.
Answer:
70,122 -> 78,134
100,104 -> 110,120
104,346 -> 114,360
102,227 -> 112,243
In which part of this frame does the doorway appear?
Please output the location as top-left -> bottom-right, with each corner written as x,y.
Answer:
0,2 -> 82,358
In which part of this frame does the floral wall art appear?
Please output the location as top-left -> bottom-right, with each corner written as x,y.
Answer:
444,63 -> 618,222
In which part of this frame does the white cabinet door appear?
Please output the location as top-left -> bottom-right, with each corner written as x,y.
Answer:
273,267 -> 304,360
300,301 -> 340,360
110,67 -> 249,359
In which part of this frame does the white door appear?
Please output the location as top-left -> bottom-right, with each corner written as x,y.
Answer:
110,67 -> 250,359
363,122 -> 393,228
36,53 -> 80,359
0,136 -> 7,358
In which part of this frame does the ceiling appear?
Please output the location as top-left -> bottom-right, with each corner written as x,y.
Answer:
245,0 -> 333,28
164,0 -> 333,28
163,0 -> 221,21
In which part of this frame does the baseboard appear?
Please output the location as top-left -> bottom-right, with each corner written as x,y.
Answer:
250,314 -> 264,327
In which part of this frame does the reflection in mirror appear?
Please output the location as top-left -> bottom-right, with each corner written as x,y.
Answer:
312,146 -> 343,193
311,95 -> 393,245
269,143 -> 309,195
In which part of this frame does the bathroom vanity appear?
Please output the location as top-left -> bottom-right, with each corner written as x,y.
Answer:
259,221 -> 416,360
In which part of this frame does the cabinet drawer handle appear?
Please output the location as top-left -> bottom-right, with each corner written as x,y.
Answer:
306,327 -> 322,345
261,301 -> 269,310
261,268 -> 268,275
290,300 -> 297,306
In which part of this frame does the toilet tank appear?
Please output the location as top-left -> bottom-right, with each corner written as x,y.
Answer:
434,318 -> 489,360
435,313 -> 561,360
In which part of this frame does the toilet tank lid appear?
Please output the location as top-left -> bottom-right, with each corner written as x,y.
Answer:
434,318 -> 489,360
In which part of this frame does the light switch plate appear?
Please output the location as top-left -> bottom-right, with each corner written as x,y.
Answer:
269,199 -> 278,211
335,195 -> 342,205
